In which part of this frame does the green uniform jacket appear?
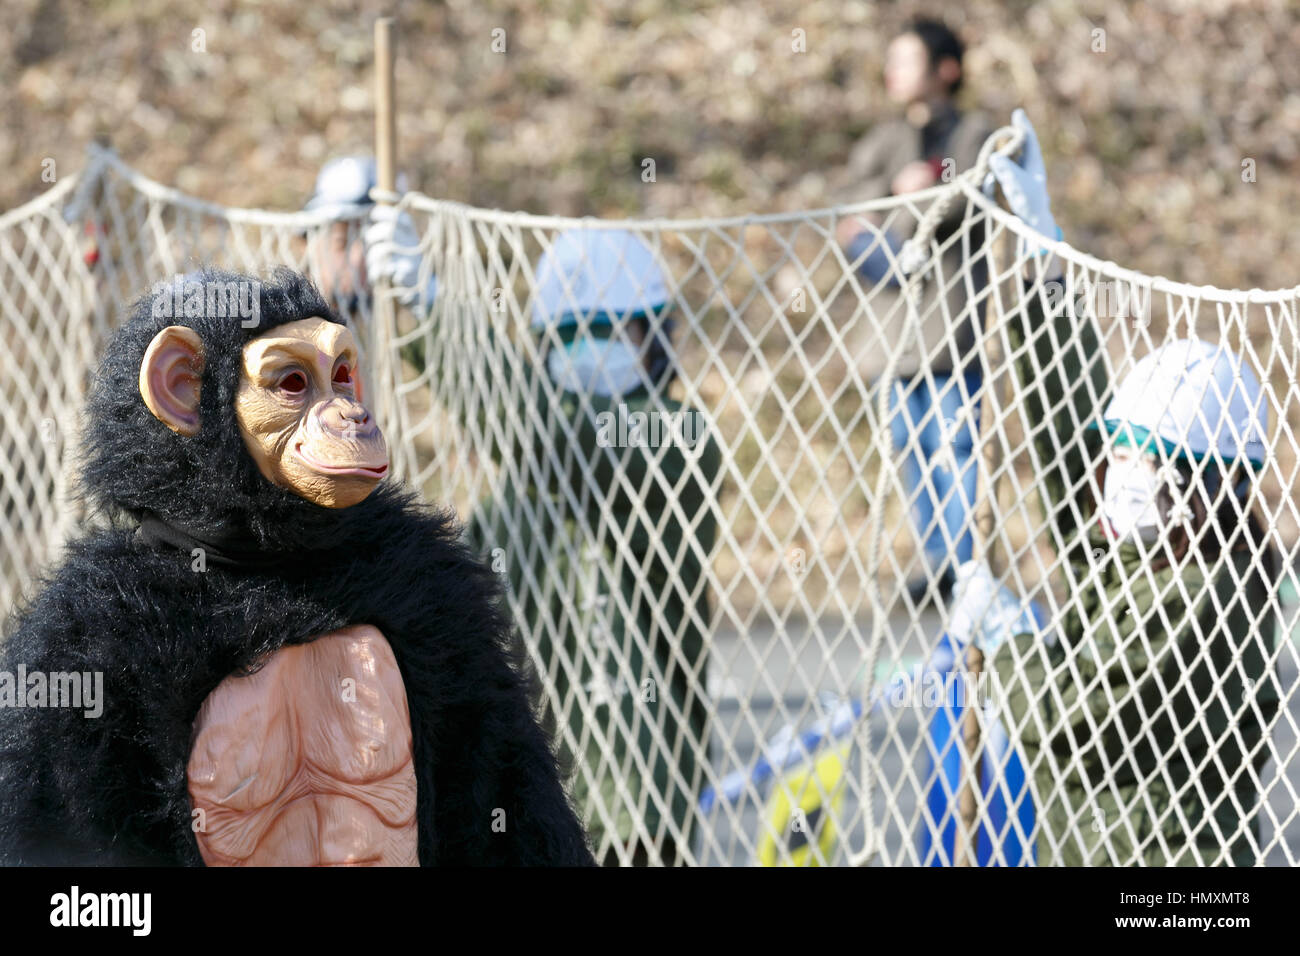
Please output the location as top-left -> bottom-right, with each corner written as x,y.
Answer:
990,284 -> 1280,865
457,332 -> 720,856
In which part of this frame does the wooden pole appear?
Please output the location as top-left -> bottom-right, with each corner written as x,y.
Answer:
372,17 -> 398,470
952,137 -> 1018,867
374,18 -> 397,198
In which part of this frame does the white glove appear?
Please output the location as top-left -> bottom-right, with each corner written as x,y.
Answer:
947,560 -> 1039,657
364,205 -> 437,309
986,109 -> 1060,243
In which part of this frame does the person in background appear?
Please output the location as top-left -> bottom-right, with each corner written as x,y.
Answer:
304,155 -> 433,316
366,223 -> 721,866
833,18 -> 995,606
951,110 -> 1280,866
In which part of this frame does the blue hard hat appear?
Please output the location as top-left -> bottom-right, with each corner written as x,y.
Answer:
304,156 -> 408,216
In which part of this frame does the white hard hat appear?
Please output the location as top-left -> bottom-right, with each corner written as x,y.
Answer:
1098,338 -> 1268,467
531,228 -> 670,329
304,156 -> 408,215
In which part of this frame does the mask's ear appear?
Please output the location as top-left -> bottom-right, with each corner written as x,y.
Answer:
139,326 -> 205,436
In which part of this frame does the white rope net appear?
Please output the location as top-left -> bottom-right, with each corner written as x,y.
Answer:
2,139 -> 1298,866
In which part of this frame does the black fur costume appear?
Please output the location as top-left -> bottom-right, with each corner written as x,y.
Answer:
0,268 -> 594,866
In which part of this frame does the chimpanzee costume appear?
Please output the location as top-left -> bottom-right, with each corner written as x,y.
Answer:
0,268 -> 594,866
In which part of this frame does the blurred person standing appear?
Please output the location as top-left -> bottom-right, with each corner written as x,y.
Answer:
366,222 -> 721,865
833,19 -> 995,605
304,155 -> 434,317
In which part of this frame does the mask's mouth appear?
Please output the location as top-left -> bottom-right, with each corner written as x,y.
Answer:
295,442 -> 389,478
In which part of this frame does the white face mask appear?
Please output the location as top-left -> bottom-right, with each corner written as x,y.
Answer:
546,338 -> 645,397
1101,448 -> 1162,543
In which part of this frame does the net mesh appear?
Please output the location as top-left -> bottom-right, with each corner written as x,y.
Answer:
2,140 -> 1298,865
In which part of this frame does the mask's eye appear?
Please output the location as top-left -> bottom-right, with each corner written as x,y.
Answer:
280,371 -> 308,395
333,364 -> 352,386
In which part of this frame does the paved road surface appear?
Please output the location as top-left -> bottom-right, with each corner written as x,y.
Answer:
693,606 -> 1300,866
